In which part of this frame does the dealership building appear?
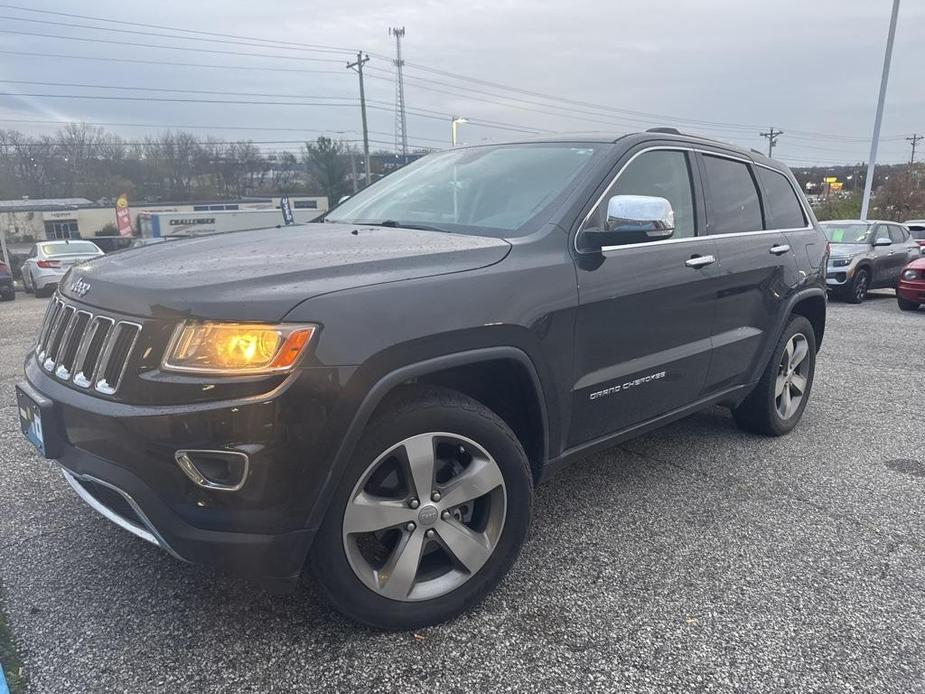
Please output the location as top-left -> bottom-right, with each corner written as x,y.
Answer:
0,195 -> 329,247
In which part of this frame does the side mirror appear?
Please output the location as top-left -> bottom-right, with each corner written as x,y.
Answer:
873,237 -> 892,247
581,195 -> 675,249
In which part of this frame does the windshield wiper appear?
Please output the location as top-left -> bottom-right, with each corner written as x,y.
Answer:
366,220 -> 452,233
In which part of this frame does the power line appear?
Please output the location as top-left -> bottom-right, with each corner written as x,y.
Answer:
0,116 -> 451,143
0,13 -> 356,57
0,29 -> 348,63
0,49 -> 349,76
759,127 -> 783,158
0,5 -> 910,146
0,4 -> 372,58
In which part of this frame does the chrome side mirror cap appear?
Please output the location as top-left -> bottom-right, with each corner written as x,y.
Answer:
581,195 -> 675,250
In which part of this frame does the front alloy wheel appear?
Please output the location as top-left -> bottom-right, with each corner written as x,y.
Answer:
342,432 -> 506,602
310,386 -> 532,629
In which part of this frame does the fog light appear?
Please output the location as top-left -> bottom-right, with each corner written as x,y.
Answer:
175,449 -> 250,492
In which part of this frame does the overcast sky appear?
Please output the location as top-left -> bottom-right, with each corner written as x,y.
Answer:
1,0 -> 922,166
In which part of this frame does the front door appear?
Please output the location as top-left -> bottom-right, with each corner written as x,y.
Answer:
569,147 -> 718,447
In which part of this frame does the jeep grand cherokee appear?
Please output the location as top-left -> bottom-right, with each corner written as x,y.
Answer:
17,130 -> 827,629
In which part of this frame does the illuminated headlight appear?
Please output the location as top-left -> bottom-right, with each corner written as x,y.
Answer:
163,322 -> 316,374
830,258 -> 852,267
902,269 -> 922,281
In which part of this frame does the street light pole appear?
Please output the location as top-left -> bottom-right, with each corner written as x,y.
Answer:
861,0 -> 901,220
451,116 -> 468,146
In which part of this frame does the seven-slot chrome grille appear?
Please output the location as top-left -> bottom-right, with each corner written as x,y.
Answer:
35,296 -> 141,396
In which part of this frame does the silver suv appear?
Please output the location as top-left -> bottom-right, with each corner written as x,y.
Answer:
821,220 -> 920,303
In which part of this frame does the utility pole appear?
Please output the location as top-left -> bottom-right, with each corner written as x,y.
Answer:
861,0 -> 901,220
906,133 -> 923,165
759,127 -> 783,158
389,26 -> 408,162
346,51 -> 371,187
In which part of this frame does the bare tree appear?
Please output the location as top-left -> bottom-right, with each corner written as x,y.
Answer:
303,136 -> 348,204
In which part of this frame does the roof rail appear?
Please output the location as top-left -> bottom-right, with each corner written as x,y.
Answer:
646,127 -> 682,135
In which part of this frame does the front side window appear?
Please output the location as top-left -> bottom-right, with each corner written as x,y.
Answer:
582,150 -> 696,242
757,167 -> 806,229
702,155 -> 763,235
327,143 -> 604,237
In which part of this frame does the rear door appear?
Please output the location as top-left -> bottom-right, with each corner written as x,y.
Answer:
569,146 -> 719,446
870,224 -> 896,287
698,152 -> 800,394
890,225 -> 919,277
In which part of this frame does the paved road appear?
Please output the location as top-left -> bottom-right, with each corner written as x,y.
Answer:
1,293 -> 923,693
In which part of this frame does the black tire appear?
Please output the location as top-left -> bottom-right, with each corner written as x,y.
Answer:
34,282 -> 54,298
309,385 -> 533,630
0,291 -> 14,302
897,295 -> 920,311
23,271 -> 34,294
733,315 -> 817,437
846,268 -> 870,304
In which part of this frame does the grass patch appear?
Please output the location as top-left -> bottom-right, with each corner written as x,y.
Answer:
0,585 -> 27,694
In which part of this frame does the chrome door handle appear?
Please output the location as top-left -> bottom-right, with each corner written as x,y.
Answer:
685,255 -> 716,269
769,244 -> 791,255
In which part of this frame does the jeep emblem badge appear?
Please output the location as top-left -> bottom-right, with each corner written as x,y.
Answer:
69,277 -> 91,297
417,505 -> 439,526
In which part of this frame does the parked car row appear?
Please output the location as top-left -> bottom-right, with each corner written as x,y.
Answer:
822,219 -> 923,311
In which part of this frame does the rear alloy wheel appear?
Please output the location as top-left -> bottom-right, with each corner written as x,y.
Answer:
733,315 -> 817,436
847,269 -> 869,304
310,386 -> 532,629
774,334 -> 810,420
897,295 -> 920,312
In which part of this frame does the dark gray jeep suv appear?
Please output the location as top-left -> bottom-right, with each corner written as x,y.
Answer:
17,130 -> 827,628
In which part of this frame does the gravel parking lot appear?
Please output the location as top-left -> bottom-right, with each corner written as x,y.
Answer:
1,293 -> 923,693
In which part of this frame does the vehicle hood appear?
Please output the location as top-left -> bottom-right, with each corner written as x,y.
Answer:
828,244 -> 869,260
904,256 -> 925,271
59,223 -> 512,321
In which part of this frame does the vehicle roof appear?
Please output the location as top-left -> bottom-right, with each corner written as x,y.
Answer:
476,129 -> 786,169
819,219 -> 901,225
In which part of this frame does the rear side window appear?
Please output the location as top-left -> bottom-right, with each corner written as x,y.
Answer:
702,155 -> 763,235
757,167 -> 806,229
889,226 -> 906,243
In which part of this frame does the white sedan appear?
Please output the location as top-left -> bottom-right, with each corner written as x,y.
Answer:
22,240 -> 104,298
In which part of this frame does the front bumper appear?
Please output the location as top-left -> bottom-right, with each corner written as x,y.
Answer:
897,278 -> 925,304
17,359 -> 345,585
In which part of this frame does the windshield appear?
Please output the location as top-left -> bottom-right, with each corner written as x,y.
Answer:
820,223 -> 872,244
327,143 -> 604,237
41,241 -> 101,256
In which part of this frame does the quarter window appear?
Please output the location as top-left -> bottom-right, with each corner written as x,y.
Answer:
702,155 -> 763,235
583,150 -> 696,242
757,167 -> 806,229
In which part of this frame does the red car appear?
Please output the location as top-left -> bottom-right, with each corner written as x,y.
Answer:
897,257 -> 925,311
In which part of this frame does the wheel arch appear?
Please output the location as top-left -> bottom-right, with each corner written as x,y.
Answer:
304,346 -> 550,531
748,287 -> 826,385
